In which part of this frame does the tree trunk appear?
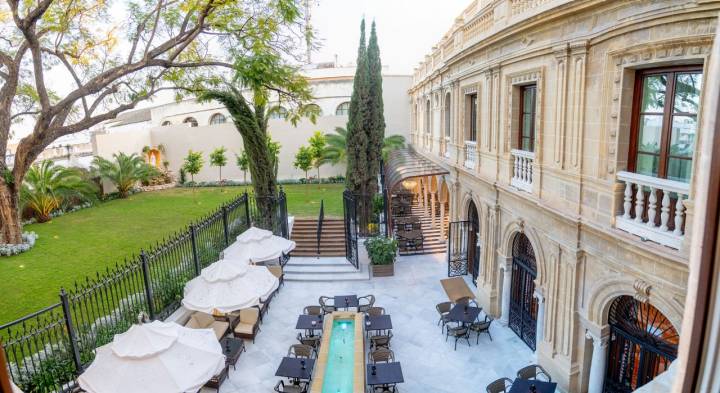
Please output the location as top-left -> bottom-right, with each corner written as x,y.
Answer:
0,181 -> 22,244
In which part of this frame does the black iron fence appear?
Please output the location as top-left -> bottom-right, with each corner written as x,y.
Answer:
0,188 -> 288,392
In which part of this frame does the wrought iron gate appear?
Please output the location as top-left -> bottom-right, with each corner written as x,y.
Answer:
509,233 -> 538,351
447,221 -> 470,277
468,202 -> 480,285
343,190 -> 359,269
603,296 -> 678,393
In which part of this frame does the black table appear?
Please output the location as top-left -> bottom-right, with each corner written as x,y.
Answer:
366,315 -> 393,333
219,337 -> 245,370
447,304 -> 481,324
296,315 -> 323,331
275,357 -> 315,380
366,362 -> 404,386
508,378 -> 557,393
334,295 -> 359,309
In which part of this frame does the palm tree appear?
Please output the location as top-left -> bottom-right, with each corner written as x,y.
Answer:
92,153 -> 158,198
21,161 -> 97,223
320,126 -> 406,165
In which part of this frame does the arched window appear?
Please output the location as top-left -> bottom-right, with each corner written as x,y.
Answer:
425,100 -> 431,134
183,117 -> 198,127
268,106 -> 288,119
444,93 -> 451,138
306,104 -> 322,117
161,121 -> 172,126
209,113 -> 226,125
335,102 -> 351,116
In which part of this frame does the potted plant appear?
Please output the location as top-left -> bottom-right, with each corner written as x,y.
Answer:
365,236 -> 398,277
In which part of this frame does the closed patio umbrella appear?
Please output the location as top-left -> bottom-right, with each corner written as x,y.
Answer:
77,321 -> 224,393
223,226 -> 295,263
181,259 -> 279,314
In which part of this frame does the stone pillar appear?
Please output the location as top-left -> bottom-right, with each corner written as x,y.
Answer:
440,202 -> 446,238
430,192 -> 437,228
533,290 -> 545,343
500,262 -> 512,325
586,331 -> 610,393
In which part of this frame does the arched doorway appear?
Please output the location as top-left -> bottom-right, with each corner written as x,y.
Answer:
509,233 -> 538,350
604,296 -> 679,392
467,201 -> 479,285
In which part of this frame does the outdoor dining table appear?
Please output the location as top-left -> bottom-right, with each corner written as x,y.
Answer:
296,314 -> 323,336
275,357 -> 315,381
366,362 -> 404,386
507,378 -> 557,393
334,294 -> 359,309
447,304 -> 482,325
366,314 -> 392,335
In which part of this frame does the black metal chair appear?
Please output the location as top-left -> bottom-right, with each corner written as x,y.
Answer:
485,377 -> 513,393
318,296 -> 336,314
445,325 -> 471,350
367,306 -> 385,317
469,316 -> 493,343
517,364 -> 552,382
370,331 -> 393,351
368,348 -> 395,363
436,301 -> 452,332
287,344 -> 314,359
274,380 -> 308,393
358,295 -> 376,313
303,305 -> 322,316
296,333 -> 320,355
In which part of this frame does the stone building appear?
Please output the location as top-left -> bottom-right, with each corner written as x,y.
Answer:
407,0 -> 719,391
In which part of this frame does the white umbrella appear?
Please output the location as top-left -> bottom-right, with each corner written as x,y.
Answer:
77,321 -> 224,393
223,226 -> 295,263
181,259 -> 279,314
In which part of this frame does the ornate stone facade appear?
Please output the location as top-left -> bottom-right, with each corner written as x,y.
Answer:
408,0 -> 719,391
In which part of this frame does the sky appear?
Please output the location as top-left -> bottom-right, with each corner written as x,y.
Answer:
10,0 -> 469,143
311,0 -> 468,74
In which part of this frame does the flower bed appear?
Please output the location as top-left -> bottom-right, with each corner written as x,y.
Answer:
0,232 -> 39,256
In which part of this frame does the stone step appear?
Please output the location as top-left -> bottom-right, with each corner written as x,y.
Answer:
284,257 -> 369,282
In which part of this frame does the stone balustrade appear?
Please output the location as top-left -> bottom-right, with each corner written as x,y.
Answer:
510,149 -> 534,193
615,171 -> 689,249
443,137 -> 451,159
464,141 -> 477,169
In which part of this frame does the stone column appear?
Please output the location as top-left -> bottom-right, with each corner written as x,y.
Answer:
533,290 -> 545,343
430,192 -> 437,228
586,331 -> 610,393
500,261 -> 512,325
440,202 -> 446,238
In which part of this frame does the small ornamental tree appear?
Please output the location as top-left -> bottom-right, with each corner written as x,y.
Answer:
236,150 -> 250,184
294,146 -> 313,182
308,131 -> 326,181
92,153 -> 157,198
182,151 -> 204,183
209,147 -> 228,183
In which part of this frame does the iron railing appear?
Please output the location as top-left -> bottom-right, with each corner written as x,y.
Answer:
0,189 -> 288,392
316,200 -> 324,255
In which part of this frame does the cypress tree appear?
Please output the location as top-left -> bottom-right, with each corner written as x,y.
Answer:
365,20 -> 386,196
346,19 -> 370,196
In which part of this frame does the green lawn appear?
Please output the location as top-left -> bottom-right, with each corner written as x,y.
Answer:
0,184 -> 343,324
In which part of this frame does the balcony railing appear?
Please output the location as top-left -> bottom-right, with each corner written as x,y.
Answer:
511,149 -> 535,192
615,171 -> 689,249
443,137 -> 451,159
464,141 -> 477,169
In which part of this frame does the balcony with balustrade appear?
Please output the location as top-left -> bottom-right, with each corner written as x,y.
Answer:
510,149 -> 535,193
464,141 -> 477,170
615,172 -> 689,250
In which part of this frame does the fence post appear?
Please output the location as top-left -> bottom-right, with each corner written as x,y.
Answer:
59,288 -> 83,374
189,224 -> 201,276
279,187 -> 288,238
243,191 -> 251,228
140,251 -> 156,320
222,205 -> 230,246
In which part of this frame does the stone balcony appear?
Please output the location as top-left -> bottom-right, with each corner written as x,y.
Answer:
615,171 -> 689,250
510,149 -> 535,193
464,141 -> 477,170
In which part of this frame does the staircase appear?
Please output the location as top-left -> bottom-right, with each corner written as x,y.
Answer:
284,257 -> 369,282
291,218 -> 346,257
395,200 -> 448,256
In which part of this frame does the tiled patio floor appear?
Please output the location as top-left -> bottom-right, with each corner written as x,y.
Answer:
207,253 -> 536,393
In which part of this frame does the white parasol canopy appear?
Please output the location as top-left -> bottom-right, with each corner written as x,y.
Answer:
223,226 -> 295,263
181,259 -> 279,314
77,321 -> 224,393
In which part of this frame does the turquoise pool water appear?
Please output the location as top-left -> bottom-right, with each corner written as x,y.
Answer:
321,319 -> 356,393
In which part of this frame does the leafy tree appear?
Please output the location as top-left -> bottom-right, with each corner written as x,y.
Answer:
321,127 -> 405,165
209,147 -> 228,183
294,146 -> 314,182
92,153 -> 157,198
0,0 -> 309,244
196,51 -> 318,229
236,150 -> 250,184
346,19 -> 370,196
365,20 -> 386,196
182,151 -> 204,183
308,131 -> 326,180
21,161 -> 97,222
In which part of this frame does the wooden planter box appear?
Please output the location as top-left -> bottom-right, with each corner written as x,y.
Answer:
371,263 -> 394,277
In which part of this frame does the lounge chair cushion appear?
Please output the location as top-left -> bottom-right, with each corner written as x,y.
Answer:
185,312 -> 229,340
234,322 -> 255,335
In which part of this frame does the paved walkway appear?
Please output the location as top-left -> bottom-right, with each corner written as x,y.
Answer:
208,253 -> 535,393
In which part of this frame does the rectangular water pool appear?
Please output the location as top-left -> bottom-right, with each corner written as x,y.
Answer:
321,319 -> 355,393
